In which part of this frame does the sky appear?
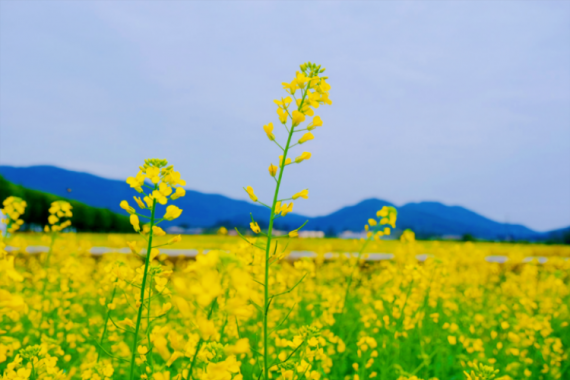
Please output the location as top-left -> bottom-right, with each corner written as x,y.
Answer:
1,1 -> 569,232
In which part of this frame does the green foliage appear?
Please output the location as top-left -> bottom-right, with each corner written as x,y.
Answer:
0,174 -> 131,232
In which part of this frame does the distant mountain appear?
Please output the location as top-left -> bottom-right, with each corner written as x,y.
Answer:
0,165 -> 306,230
0,165 -> 557,240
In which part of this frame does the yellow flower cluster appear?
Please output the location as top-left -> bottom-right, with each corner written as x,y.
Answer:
363,205 -> 398,240
122,159 -> 186,233
1,196 -> 27,234
44,200 -> 72,233
245,62 -> 331,238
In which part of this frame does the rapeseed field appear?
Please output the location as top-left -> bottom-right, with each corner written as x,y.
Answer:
1,62 -> 568,380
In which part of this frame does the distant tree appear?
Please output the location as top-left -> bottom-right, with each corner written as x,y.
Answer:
462,233 -> 476,242
0,174 -> 132,233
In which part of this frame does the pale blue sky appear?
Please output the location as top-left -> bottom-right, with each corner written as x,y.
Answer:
1,1 -> 569,231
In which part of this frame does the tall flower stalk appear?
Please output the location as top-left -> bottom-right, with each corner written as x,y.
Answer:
341,206 -> 398,313
239,62 -> 332,380
39,200 -> 72,338
121,158 -> 186,380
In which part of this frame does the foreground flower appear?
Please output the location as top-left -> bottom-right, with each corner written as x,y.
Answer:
240,62 -> 332,380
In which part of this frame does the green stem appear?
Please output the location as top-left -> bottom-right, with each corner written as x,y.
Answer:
341,222 -> 382,316
128,197 -> 157,380
97,281 -> 118,362
261,82 -> 311,380
189,299 -> 217,379
146,274 -> 154,372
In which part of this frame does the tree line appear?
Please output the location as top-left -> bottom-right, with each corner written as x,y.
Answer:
0,175 -> 132,232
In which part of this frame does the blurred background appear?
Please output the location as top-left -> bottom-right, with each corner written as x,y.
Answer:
1,1 -> 569,241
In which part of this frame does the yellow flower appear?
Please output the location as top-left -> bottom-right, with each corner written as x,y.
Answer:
279,155 -> 292,167
120,200 -> 136,214
245,186 -> 258,202
263,123 -> 275,141
143,195 -> 154,208
377,207 -> 388,217
282,80 -> 298,94
307,116 -> 323,131
368,219 -> 377,227
273,97 -> 292,107
168,235 -> 182,244
48,215 -> 59,225
292,189 -> 309,200
298,132 -> 314,144
275,202 -> 294,216
295,152 -> 311,163
130,215 -> 140,232
163,205 -> 183,221
295,71 -> 308,88
448,336 -> 457,345
146,167 -> 161,184
289,230 -> 299,238
277,107 -> 288,124
150,248 -> 160,261
126,172 -> 146,193
291,110 -> 306,126
127,240 -> 139,254
171,187 -> 186,200
164,170 -> 186,187
152,226 -> 166,236
133,196 -> 146,209
152,191 -> 168,205
250,222 -> 261,234
268,164 -> 278,177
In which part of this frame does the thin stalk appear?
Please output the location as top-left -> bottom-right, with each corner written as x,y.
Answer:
188,299 -> 217,379
341,222 -> 382,315
97,281 -> 118,362
262,83 -> 310,380
146,274 -> 154,372
128,197 -> 157,380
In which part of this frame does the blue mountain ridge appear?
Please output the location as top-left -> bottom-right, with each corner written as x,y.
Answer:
0,165 -> 549,240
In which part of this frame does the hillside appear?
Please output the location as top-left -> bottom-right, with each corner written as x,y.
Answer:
0,165 -> 553,240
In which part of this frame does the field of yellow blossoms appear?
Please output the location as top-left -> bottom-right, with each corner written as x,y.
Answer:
1,231 -> 569,380
1,62 -> 569,380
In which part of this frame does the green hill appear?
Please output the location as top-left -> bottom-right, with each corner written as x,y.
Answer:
0,174 -> 132,232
